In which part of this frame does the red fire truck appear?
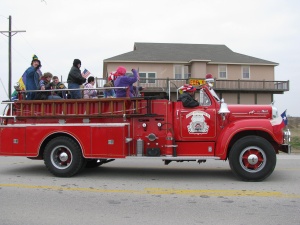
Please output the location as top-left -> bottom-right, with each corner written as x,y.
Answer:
0,78 -> 291,181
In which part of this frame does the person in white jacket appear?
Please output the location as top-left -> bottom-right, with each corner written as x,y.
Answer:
83,76 -> 97,99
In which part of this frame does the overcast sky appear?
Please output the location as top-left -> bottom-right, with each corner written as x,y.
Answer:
1,0 -> 299,116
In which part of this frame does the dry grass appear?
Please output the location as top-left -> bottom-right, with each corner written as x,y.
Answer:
290,127 -> 300,153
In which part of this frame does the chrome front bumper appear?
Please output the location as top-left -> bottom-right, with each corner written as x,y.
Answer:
281,129 -> 292,154
280,144 -> 292,154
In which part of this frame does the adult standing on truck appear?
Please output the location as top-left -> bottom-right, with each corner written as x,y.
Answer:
114,67 -> 138,97
25,55 -> 42,100
67,59 -> 86,99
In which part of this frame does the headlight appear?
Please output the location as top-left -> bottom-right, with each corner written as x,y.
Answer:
283,129 -> 291,144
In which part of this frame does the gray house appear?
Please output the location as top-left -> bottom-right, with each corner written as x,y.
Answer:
103,43 -> 289,104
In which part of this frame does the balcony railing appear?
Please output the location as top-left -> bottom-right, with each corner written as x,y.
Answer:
96,78 -> 289,93
214,79 -> 289,92
96,78 -> 188,92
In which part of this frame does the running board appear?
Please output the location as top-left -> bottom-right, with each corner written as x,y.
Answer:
126,156 -> 220,160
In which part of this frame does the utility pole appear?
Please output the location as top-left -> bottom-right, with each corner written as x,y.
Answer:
0,15 -> 26,99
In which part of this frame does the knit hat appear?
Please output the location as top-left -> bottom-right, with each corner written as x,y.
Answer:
205,73 -> 214,83
73,59 -> 81,66
180,84 -> 196,92
31,54 -> 41,66
116,66 -> 126,76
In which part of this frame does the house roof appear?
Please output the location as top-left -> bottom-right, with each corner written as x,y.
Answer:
104,42 -> 278,66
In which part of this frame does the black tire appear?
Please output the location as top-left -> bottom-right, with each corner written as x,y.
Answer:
229,135 -> 276,181
85,159 -> 103,168
43,136 -> 85,177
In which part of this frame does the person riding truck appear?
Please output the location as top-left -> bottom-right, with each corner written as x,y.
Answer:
178,84 -> 199,108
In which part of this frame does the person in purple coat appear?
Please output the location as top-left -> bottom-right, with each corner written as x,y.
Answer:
114,67 -> 138,97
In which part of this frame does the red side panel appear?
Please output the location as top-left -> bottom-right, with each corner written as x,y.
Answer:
176,142 -> 215,156
0,127 -> 26,156
90,125 -> 129,158
0,124 -> 131,158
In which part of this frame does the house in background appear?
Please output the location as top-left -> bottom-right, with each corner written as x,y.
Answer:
103,42 -> 289,104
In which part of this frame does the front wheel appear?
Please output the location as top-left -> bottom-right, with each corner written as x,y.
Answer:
43,137 -> 85,177
229,136 -> 276,181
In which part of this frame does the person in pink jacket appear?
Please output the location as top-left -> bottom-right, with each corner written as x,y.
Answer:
114,67 -> 138,97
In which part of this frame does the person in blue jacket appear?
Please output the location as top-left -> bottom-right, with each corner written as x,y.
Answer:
114,67 -> 138,97
25,55 -> 42,100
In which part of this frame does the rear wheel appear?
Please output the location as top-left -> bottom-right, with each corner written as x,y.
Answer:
229,135 -> 276,181
43,137 -> 85,177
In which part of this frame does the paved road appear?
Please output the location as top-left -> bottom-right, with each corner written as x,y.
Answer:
0,154 -> 300,225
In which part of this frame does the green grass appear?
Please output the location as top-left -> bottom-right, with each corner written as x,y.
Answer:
289,128 -> 300,150
291,136 -> 300,150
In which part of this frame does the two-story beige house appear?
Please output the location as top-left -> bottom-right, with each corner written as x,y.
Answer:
103,42 -> 289,104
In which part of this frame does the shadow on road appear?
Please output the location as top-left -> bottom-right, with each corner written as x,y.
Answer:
0,159 -> 289,182
0,161 -> 236,181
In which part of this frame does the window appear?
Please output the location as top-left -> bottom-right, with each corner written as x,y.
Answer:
139,73 -> 146,83
174,65 -> 189,79
138,72 -> 156,84
199,89 -> 211,106
148,73 -> 156,83
242,66 -> 250,79
218,65 -> 227,79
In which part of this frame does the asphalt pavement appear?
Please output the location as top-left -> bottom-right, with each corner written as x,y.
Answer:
0,154 -> 300,225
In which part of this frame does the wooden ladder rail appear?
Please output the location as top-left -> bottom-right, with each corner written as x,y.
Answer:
13,97 -> 145,118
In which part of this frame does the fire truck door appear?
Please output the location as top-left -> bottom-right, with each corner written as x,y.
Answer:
176,92 -> 217,141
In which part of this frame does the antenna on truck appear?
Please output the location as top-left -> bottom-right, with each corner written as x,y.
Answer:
0,78 -> 9,99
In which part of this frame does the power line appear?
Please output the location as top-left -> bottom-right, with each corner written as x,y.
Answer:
0,78 -> 8,98
11,22 -> 62,77
0,15 -> 26,99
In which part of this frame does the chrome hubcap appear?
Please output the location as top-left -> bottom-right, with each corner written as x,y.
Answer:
239,146 -> 266,173
247,154 -> 258,165
50,146 -> 73,170
59,152 -> 68,162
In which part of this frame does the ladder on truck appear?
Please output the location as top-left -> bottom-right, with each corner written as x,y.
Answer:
1,97 -> 152,121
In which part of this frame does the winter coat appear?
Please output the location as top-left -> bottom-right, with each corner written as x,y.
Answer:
83,83 -> 97,99
25,66 -> 42,90
178,92 -> 199,108
67,66 -> 86,85
35,77 -> 51,100
114,69 -> 138,97
103,89 -> 116,98
50,82 -> 67,98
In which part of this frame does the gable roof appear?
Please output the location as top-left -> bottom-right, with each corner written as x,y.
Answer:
104,42 -> 278,66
